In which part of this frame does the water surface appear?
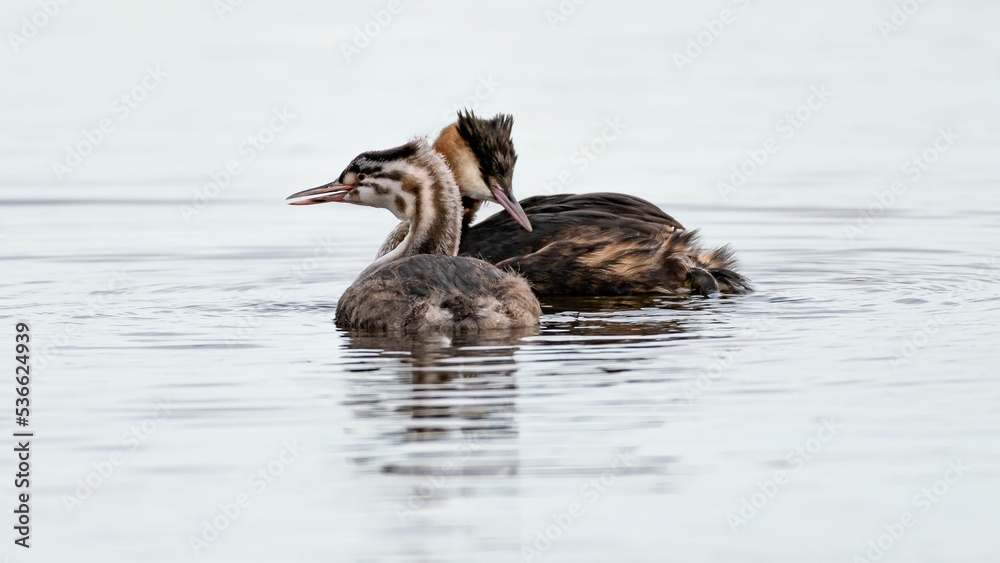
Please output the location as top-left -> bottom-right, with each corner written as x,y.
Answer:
2,1 -> 999,561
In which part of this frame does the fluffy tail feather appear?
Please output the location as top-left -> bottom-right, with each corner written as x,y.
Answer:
672,231 -> 752,295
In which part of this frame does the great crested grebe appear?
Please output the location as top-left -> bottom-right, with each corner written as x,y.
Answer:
384,110 -> 751,296
286,139 -> 541,333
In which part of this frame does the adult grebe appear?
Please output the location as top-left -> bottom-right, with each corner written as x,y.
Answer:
286,140 -> 541,333
459,194 -> 751,296
402,110 -> 751,296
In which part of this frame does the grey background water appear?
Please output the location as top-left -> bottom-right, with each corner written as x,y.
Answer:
2,0 -> 999,561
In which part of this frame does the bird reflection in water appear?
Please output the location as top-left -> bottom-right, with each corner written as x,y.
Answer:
340,328 -> 537,478
337,298 -> 699,480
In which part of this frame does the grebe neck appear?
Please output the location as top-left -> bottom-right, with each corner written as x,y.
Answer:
358,152 -> 461,279
462,196 -> 483,229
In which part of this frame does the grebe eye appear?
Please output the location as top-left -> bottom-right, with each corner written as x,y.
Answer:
357,173 -> 367,182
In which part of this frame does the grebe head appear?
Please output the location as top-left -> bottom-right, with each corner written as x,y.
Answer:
434,110 -> 532,231
286,140 -> 450,221
288,139 -> 465,274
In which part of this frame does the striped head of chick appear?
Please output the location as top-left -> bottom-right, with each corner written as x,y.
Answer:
286,139 -> 463,259
434,109 -> 532,231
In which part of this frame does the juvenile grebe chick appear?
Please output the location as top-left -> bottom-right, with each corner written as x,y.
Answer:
287,140 -> 540,333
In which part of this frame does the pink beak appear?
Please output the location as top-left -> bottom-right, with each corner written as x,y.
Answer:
491,186 -> 532,232
286,182 -> 355,205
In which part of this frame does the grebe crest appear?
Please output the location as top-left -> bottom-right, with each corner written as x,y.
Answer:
433,110 -> 530,231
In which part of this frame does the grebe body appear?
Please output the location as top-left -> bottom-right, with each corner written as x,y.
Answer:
459,193 -> 749,295
336,254 -> 539,332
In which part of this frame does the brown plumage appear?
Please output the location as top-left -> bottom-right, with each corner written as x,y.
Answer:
287,139 -> 541,333
336,254 -> 539,332
431,111 -> 751,296
461,197 -> 749,295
